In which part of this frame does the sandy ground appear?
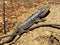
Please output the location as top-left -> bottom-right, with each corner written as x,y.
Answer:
0,0 -> 60,45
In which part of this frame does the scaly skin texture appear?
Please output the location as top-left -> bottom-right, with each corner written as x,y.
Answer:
0,4 -> 50,45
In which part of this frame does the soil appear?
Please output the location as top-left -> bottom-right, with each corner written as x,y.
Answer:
0,0 -> 60,45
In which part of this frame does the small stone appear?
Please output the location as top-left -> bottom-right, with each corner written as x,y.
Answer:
4,1 -> 7,4
11,15 -> 16,18
43,31 -> 51,37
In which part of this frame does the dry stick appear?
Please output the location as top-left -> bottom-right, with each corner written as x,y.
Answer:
3,0 -> 6,34
0,24 -> 60,39
28,24 -> 60,30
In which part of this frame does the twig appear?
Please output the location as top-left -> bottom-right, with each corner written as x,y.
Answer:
28,24 -> 60,30
29,24 -> 60,30
3,0 -> 6,34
